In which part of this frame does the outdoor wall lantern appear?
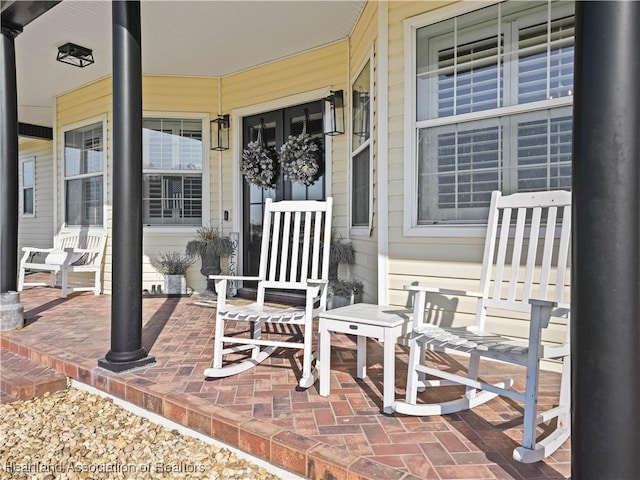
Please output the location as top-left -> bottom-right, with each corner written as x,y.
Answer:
56,42 -> 95,68
211,114 -> 230,151
324,90 -> 344,136
353,90 -> 370,137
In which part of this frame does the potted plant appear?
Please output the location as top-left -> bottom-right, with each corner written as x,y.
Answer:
328,277 -> 363,309
186,226 -> 235,298
329,234 -> 355,280
327,234 -> 361,309
150,251 -> 195,297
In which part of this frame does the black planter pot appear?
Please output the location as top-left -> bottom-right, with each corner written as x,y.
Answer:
199,251 -> 221,297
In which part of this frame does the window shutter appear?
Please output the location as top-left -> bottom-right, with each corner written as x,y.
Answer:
437,34 -> 503,117
518,16 -> 574,104
517,113 -> 572,192
436,124 -> 501,210
183,176 -> 202,219
144,174 -> 163,219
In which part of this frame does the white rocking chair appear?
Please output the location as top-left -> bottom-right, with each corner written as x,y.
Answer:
394,190 -> 571,463
205,198 -> 332,389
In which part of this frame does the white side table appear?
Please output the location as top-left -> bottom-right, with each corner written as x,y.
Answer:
318,303 -> 412,414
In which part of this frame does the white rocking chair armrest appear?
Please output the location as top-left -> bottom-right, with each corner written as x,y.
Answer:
306,278 -> 328,285
528,298 -> 557,308
404,284 -> 484,298
527,298 -> 559,331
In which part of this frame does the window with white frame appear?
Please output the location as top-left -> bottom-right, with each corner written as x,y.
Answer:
414,1 -> 574,224
21,157 -> 35,216
142,117 -> 203,226
64,122 -> 104,226
351,59 -> 372,228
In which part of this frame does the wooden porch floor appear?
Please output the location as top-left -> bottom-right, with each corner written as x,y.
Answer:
1,280 -> 570,480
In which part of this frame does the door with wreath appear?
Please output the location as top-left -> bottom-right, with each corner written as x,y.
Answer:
241,101 -> 325,292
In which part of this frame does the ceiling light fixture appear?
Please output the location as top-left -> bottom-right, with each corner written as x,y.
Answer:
56,42 -> 94,68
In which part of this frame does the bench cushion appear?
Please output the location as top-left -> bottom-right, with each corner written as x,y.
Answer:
44,250 -> 84,266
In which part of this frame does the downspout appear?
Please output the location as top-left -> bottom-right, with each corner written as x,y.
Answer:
218,77 -> 223,231
52,97 -> 58,234
377,1 -> 389,304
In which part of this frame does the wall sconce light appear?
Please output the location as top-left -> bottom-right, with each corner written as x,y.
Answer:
210,114 -> 230,151
56,42 -> 95,68
324,90 -> 344,136
353,91 -> 370,138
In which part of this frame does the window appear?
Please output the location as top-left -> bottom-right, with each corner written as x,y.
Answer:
351,59 -> 372,229
21,158 -> 35,216
64,122 -> 104,226
143,117 -> 203,225
412,1 -> 574,225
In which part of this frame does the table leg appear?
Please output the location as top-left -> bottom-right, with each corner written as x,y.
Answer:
382,327 -> 395,414
319,322 -> 331,397
356,335 -> 367,379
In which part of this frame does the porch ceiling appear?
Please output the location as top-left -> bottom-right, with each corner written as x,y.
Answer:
13,0 -> 365,129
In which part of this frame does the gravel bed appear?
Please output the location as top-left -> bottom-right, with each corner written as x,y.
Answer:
1,388 -> 284,480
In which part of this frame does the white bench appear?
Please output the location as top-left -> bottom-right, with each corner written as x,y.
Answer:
17,227 -> 107,298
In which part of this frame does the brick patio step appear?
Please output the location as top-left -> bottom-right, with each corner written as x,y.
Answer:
0,350 -> 67,403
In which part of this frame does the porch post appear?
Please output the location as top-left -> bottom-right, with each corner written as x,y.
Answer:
99,0 -> 154,371
0,22 -> 22,294
573,2 -> 640,478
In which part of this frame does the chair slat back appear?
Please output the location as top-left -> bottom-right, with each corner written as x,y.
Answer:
479,191 -> 571,323
51,227 -> 107,266
257,198 -> 332,297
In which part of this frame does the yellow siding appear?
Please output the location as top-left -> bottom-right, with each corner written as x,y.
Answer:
143,76 -> 217,113
222,42 -> 347,110
18,140 -> 55,252
350,1 -> 377,69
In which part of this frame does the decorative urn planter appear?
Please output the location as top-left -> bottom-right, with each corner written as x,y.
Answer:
198,250 -> 222,297
186,226 -> 235,298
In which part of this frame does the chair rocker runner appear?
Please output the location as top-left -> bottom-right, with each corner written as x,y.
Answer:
204,198 -> 332,389
393,190 -> 571,463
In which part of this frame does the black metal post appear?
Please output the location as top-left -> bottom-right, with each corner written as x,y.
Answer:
0,22 -> 22,294
99,0 -> 154,371
573,2 -> 640,478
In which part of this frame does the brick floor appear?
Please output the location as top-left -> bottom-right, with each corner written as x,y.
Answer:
1,280 -> 570,480
0,349 -> 67,402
